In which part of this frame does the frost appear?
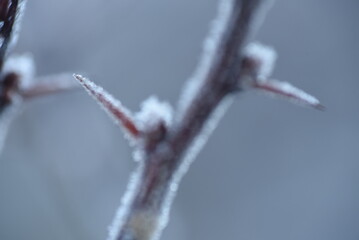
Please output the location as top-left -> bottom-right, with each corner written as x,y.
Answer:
254,79 -> 323,109
34,73 -> 77,90
135,96 -> 173,131
244,42 -> 277,80
177,0 -> 233,118
107,163 -> 145,240
21,73 -> 79,99
2,53 -> 35,88
74,74 -> 141,139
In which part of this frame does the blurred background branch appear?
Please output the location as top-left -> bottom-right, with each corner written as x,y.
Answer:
0,0 -> 78,153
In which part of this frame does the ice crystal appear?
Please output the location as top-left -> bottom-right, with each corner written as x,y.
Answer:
135,96 -> 173,131
2,53 -> 35,89
244,42 -> 277,80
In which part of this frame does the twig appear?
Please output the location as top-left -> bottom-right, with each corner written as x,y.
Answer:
20,73 -> 80,99
75,0 -> 268,239
111,1 -> 264,239
75,0 -> 322,240
0,0 -> 80,153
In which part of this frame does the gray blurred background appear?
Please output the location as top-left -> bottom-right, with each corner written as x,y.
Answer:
1,0 -> 358,239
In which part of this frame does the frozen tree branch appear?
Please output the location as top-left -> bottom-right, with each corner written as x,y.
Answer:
0,0 -> 80,153
74,0 -> 323,240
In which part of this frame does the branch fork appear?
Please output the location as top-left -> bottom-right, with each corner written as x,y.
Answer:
73,74 -> 173,152
73,41 -> 324,240
73,1 -> 323,240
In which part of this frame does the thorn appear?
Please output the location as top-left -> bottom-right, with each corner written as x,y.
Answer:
252,79 -> 324,110
73,74 -> 142,138
20,73 -> 80,99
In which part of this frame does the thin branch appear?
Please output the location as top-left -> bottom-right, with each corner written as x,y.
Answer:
75,0 -> 322,240
106,1 -> 270,240
0,0 -> 81,153
0,57 -> 77,153
20,73 -> 80,99
0,1 -> 81,154
170,0 -> 262,166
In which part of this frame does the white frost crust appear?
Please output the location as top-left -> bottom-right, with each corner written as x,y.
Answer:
177,0 -> 233,119
135,96 -> 173,130
2,53 -> 35,89
32,73 -> 79,91
133,96 -> 173,163
244,42 -> 277,80
107,163 -> 145,240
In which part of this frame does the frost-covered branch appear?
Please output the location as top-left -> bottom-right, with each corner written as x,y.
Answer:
0,0 -> 80,153
74,0 -> 323,240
